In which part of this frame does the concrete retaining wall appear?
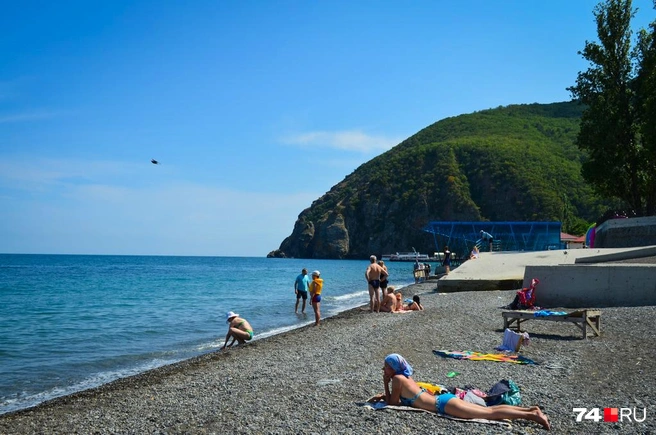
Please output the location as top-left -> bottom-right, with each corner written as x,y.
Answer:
595,216 -> 656,248
524,264 -> 656,308
575,245 -> 656,263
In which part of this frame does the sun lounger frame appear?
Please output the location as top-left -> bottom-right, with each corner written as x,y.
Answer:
502,309 -> 601,339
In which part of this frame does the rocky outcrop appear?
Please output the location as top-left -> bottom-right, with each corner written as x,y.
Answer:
313,213 -> 350,258
279,210 -> 350,258
277,176 -> 482,259
266,250 -> 287,258
278,214 -> 315,258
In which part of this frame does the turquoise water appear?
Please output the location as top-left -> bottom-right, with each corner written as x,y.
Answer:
0,254 -> 418,415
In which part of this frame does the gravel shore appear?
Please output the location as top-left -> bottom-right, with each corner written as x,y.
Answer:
1,282 -> 655,434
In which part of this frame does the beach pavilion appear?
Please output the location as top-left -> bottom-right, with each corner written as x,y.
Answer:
423,221 -> 562,260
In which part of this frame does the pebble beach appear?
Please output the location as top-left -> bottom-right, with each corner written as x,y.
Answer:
1,282 -> 655,434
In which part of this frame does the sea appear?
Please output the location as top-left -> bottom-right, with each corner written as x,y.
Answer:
0,254 -> 418,415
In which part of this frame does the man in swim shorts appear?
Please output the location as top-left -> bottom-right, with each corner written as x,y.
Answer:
294,268 -> 311,313
365,255 -> 387,313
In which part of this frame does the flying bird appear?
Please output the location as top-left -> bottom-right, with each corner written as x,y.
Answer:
151,159 -> 159,165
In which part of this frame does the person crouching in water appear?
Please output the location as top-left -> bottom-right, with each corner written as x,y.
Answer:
222,311 -> 253,349
309,270 -> 324,326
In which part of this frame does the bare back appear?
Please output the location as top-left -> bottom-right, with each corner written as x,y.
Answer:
380,293 -> 396,312
391,375 -> 437,412
229,317 -> 252,332
366,263 -> 385,281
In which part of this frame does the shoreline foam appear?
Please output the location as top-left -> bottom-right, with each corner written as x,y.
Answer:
0,282 -> 416,417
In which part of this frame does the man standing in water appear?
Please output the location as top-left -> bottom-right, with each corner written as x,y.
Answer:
294,268 -> 311,313
365,255 -> 387,313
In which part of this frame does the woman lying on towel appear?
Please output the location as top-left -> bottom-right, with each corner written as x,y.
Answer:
368,354 -> 550,430
405,295 -> 423,311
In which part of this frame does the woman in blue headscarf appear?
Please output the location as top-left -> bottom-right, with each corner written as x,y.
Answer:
368,354 -> 550,430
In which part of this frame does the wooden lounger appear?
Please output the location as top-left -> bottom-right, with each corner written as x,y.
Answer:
502,309 -> 601,339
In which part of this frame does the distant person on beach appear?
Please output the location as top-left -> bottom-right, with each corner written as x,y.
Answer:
405,295 -> 423,311
380,287 -> 397,312
294,268 -> 311,313
442,246 -> 452,275
480,230 -> 494,252
378,260 -> 389,294
413,261 -> 424,283
222,311 -> 253,349
469,246 -> 480,260
365,255 -> 387,312
309,270 -> 324,326
368,354 -> 550,430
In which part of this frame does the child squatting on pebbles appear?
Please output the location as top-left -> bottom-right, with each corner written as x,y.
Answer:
368,354 -> 550,430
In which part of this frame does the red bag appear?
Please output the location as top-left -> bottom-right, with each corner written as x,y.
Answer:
517,278 -> 539,309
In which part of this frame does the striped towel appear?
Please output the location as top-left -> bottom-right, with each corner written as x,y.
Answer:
433,350 -> 536,365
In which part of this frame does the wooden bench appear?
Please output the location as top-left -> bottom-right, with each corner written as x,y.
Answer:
502,309 -> 601,339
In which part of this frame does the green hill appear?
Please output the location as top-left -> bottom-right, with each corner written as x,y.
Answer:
273,101 -> 607,259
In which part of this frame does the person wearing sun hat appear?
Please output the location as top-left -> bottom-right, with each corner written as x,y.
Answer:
222,311 -> 253,349
308,270 -> 323,326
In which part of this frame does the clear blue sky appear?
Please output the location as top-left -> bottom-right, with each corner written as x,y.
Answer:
1,0 -> 654,256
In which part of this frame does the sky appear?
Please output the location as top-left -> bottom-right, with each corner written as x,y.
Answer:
1,0 -> 654,257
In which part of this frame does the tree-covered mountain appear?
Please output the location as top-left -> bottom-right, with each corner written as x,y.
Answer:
271,101 -> 609,259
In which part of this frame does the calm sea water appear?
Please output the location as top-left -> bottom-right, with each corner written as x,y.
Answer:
0,254 -> 418,415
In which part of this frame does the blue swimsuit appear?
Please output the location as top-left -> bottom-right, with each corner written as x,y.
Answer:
436,393 -> 456,414
400,388 -> 426,406
400,389 -> 456,415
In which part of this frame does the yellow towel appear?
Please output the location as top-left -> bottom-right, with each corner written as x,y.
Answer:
416,382 -> 448,395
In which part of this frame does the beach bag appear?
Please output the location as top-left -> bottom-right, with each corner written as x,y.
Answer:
496,329 -> 529,352
500,380 -> 522,406
486,379 -> 522,406
517,278 -> 539,309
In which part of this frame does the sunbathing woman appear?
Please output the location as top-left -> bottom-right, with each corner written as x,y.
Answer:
405,295 -> 423,311
368,354 -> 550,430
393,291 -> 404,312
380,287 -> 397,312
